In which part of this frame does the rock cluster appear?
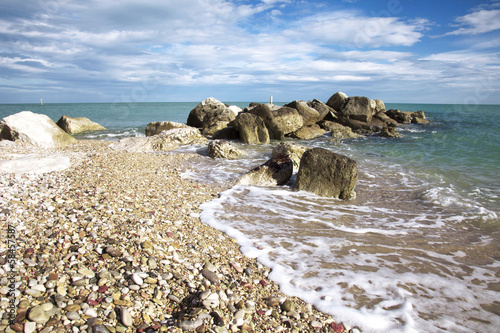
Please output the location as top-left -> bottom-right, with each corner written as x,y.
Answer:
0,141 -> 356,333
188,93 -> 428,142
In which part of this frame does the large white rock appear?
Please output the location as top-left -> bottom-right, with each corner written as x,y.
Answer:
0,111 -> 76,147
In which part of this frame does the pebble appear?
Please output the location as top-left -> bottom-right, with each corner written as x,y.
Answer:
131,273 -> 143,285
27,306 -> 49,324
120,307 -> 133,327
0,141 -> 349,333
201,269 -> 219,284
23,322 -> 37,333
179,317 -> 203,331
66,311 -> 81,321
84,308 -> 98,317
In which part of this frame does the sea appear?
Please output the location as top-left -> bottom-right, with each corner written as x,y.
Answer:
1,102 -> 499,332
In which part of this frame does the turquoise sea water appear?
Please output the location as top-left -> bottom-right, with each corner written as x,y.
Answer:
1,102 -> 499,332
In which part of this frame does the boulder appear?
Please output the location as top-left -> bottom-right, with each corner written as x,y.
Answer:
56,115 -> 106,134
412,110 -> 429,124
236,153 -> 293,186
284,101 -> 320,126
212,127 -> 240,140
0,111 -> 76,148
202,107 -> 237,131
187,97 -> 229,128
374,112 -> 398,128
271,142 -> 309,169
294,148 -> 357,200
326,91 -> 348,111
207,140 -> 243,159
202,121 -> 230,138
109,136 -> 178,153
229,113 -> 270,144
373,99 -> 386,113
319,121 -> 362,139
111,127 -> 207,152
412,117 -> 430,124
271,107 -> 304,139
145,121 -> 189,136
337,117 -> 385,135
160,127 -> 208,145
249,104 -> 283,140
290,124 -> 326,140
340,96 -> 375,122
227,105 -> 243,117
307,99 -> 336,120
379,127 -> 402,138
385,109 -> 412,124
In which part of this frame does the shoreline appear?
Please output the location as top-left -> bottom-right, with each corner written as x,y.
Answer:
0,140 -> 354,333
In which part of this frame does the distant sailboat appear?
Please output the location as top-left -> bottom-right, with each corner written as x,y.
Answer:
41,98 -> 43,106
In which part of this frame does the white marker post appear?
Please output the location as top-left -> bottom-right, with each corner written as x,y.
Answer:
270,96 -> 273,105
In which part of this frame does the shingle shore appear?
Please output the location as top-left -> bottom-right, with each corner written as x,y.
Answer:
0,140 -> 357,333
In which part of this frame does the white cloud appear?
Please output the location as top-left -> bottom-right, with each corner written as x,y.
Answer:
446,9 -> 500,35
283,11 -> 428,47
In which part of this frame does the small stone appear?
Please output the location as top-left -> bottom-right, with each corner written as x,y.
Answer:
202,293 -> 219,309
40,302 -> 53,311
72,278 -> 87,286
131,273 -> 143,285
84,308 -> 98,317
120,308 -> 133,327
65,304 -> 81,312
79,268 -> 95,278
311,320 -> 322,329
66,311 -> 81,321
23,321 -> 37,333
28,306 -> 49,324
281,299 -> 294,312
142,240 -> 153,249
48,273 -> 58,280
264,296 -> 281,307
147,257 -> 157,269
105,247 -> 122,257
230,262 -> 243,273
93,325 -> 110,333
144,277 -> 157,284
179,318 -> 203,331
9,323 -> 23,332
201,270 -> 219,284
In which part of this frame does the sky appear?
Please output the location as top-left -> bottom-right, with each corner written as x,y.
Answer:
0,0 -> 499,104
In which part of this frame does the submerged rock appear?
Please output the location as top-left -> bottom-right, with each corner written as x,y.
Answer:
294,148 -> 357,200
207,140 -> 243,159
56,115 -> 106,134
236,153 -> 293,186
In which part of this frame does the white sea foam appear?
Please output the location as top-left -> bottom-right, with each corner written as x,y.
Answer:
199,177 -> 500,333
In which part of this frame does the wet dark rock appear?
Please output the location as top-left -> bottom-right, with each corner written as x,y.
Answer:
295,148 -> 357,200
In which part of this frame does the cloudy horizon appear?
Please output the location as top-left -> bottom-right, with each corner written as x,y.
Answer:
1,0 -> 499,104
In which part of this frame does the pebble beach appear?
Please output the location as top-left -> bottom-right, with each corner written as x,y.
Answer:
0,140 -> 353,333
